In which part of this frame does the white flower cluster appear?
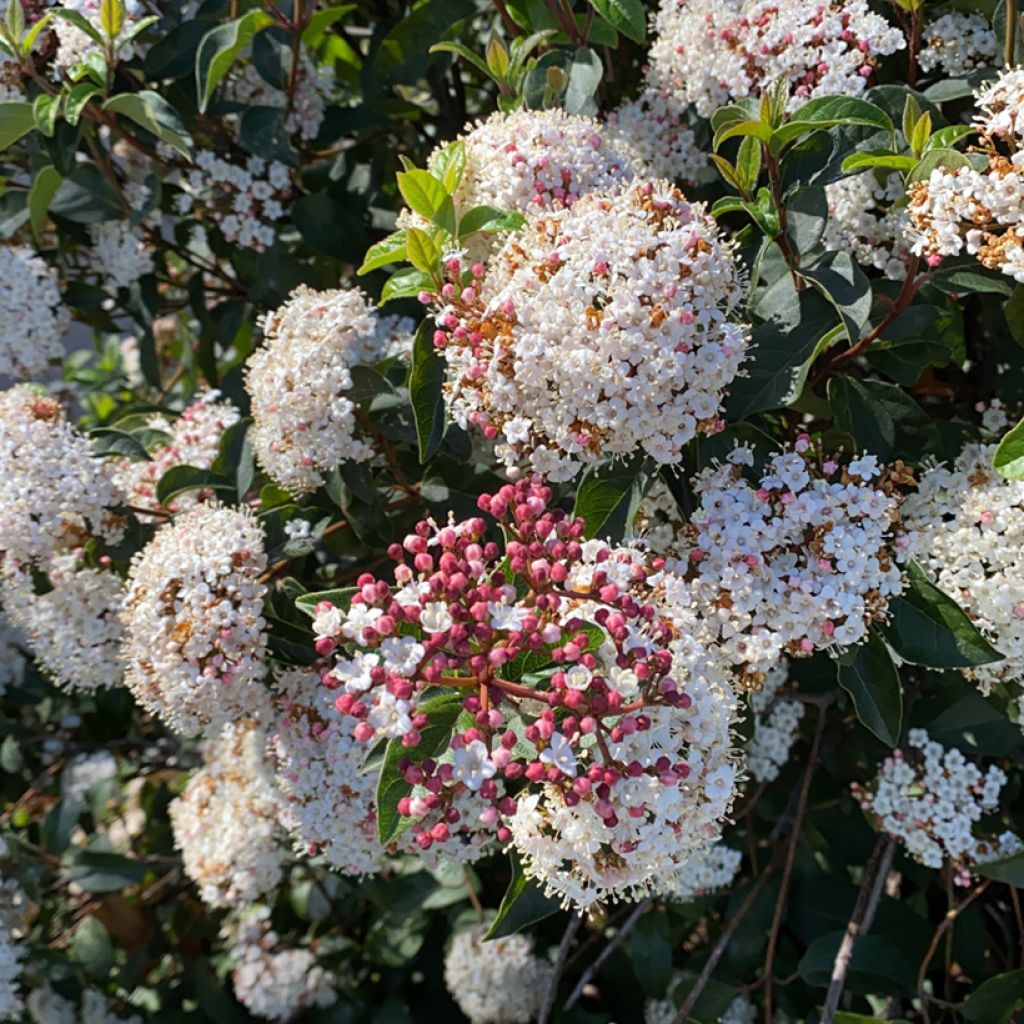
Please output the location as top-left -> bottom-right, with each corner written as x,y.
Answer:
823,172 -> 912,278
177,151 -> 291,251
121,504 -> 269,737
61,750 -> 118,810
441,182 -> 748,481
508,545 -> 739,907
907,69 -> 1024,282
270,668 -> 385,875
246,286 -> 408,495
231,54 -> 332,142
0,388 -> 125,567
606,88 -> 705,185
52,0 -> 146,77
677,444 -> 905,675
663,842 -> 743,903
170,722 -> 285,908
745,662 -> 805,783
0,246 -> 68,380
443,925 -> 552,1024
25,986 -> 141,1024
918,12 -> 997,77
0,877 -> 24,1023
854,730 -> 1020,884
1,554 -> 125,692
88,222 -> 155,293
904,442 -> 1024,693
646,0 -> 904,119
646,992 -> 756,1024
114,390 -> 240,515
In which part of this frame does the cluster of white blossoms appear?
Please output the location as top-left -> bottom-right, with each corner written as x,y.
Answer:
0,388 -> 125,567
745,661 -> 805,783
853,730 -> 1021,884
646,992 -> 756,1024
170,721 -> 285,908
223,907 -> 335,1022
177,151 -> 291,252
231,54 -> 333,142
270,669 -> 384,875
120,504 -> 270,737
87,222 -> 155,293
61,750 -> 118,811
645,0 -> 904,119
0,870 -> 24,1022
443,925 -> 552,1024
436,181 -> 748,481
663,842 -> 743,903
0,247 -> 68,380
24,987 -> 142,1024
823,172 -> 912,279
606,89 -> 705,184
1,554 -> 124,692
114,390 -> 240,515
51,0 -> 147,77
674,443 -> 906,677
917,12 -> 997,77
246,286 -> 412,495
907,68 -> 1024,282
904,442 -> 1024,694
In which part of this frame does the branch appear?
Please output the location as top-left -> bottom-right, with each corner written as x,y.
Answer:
538,913 -> 582,1024
821,835 -> 896,1023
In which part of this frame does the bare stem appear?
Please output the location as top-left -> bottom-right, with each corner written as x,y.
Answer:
538,913 -> 582,1024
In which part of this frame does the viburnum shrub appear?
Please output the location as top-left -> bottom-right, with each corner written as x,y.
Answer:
5,0 -> 1024,1021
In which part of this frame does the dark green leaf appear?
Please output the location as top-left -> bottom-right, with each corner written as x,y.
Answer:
572,456 -> 652,541
195,11 -> 274,112
959,970 -> 1024,1022
836,632 -> 903,747
485,853 -> 560,939
155,465 -> 234,505
104,91 -> 193,159
587,0 -> 645,42
407,320 -> 446,463
828,377 -> 940,462
0,100 -> 34,152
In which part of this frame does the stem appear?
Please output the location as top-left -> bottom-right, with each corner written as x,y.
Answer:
670,866 -> 775,1024
907,5 -> 923,87
821,836 -> 896,1023
764,147 -> 800,283
492,0 -> 521,37
537,913 -> 582,1024
564,900 -> 652,1010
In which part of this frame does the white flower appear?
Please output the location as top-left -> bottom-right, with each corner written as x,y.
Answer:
488,602 -> 531,631
420,602 -> 454,634
366,692 -> 413,738
453,740 -> 498,791
0,247 -> 68,379
539,732 -> 578,777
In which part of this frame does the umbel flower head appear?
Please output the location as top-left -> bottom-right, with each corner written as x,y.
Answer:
0,246 -> 68,380
312,476 -> 739,909
246,286 -> 413,496
431,181 -> 748,482
121,503 -> 270,737
659,440 -> 909,679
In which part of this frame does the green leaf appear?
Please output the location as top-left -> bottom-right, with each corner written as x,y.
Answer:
195,10 -> 274,113
714,118 -> 773,150
923,124 -> 975,153
994,415 -> 1024,480
882,561 -> 1003,669
786,186 -> 828,254
239,105 -> 297,166
405,227 -> 441,274
21,11 -> 52,54
587,0 -> 645,42
65,850 -> 147,892
358,231 -> 407,275
381,267 -> 433,303
458,205 -> 525,237
295,587 -> 357,619
772,96 -> 893,149
485,854 -> 560,939
836,632 -> 903,747
4,0 -> 23,43
0,101 -> 35,153
1004,284 -> 1024,348
155,464 -> 234,505
397,168 -> 448,220
735,134 -> 762,193
104,91 -> 192,159
99,0 -> 123,39
907,147 -> 973,183
91,426 -> 151,461
564,46 -> 602,116
49,7 -> 104,46
959,970 -> 1024,1022
828,376 -> 940,462
27,164 -> 60,241
64,82 -> 99,125
572,456 -> 652,541
840,151 -> 917,173
428,41 -> 493,81
428,139 -> 466,193
975,853 -> 1024,888
799,250 -> 872,340
32,92 -> 59,137
301,4 -> 355,45
407,320 -> 446,463
376,691 -> 465,843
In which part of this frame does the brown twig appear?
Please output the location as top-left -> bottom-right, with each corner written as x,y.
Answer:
821,835 -> 896,1023
538,913 -> 582,1024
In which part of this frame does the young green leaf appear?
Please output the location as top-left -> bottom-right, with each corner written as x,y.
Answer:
357,231 -> 408,275
994,415 -> 1024,480
397,168 -> 448,220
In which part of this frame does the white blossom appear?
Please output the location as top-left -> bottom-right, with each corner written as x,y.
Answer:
0,247 -> 68,380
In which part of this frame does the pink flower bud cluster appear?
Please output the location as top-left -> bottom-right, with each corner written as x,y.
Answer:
313,476 -> 739,908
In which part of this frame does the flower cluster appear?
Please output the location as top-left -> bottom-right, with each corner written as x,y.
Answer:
0,247 -> 68,380
114,390 -> 240,516
853,729 -> 1021,884
314,476 -> 739,908
917,12 -> 997,77
230,53 -> 332,142
0,876 -> 24,1022
606,89 -> 705,185
645,0 -> 904,119
670,442 -> 907,678
223,907 -> 336,1022
170,722 -> 285,908
0,387 -> 125,567
24,987 -> 142,1024
270,668 -> 385,876
121,504 -> 269,737
245,286 -> 410,495
823,172 -> 913,278
904,442 -> 1024,694
431,181 -> 748,481
907,69 -> 1024,282
87,222 -> 155,293
52,0 -> 147,77
443,925 -> 552,1024
745,661 -> 804,782
663,842 -> 743,902
177,151 -> 291,252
